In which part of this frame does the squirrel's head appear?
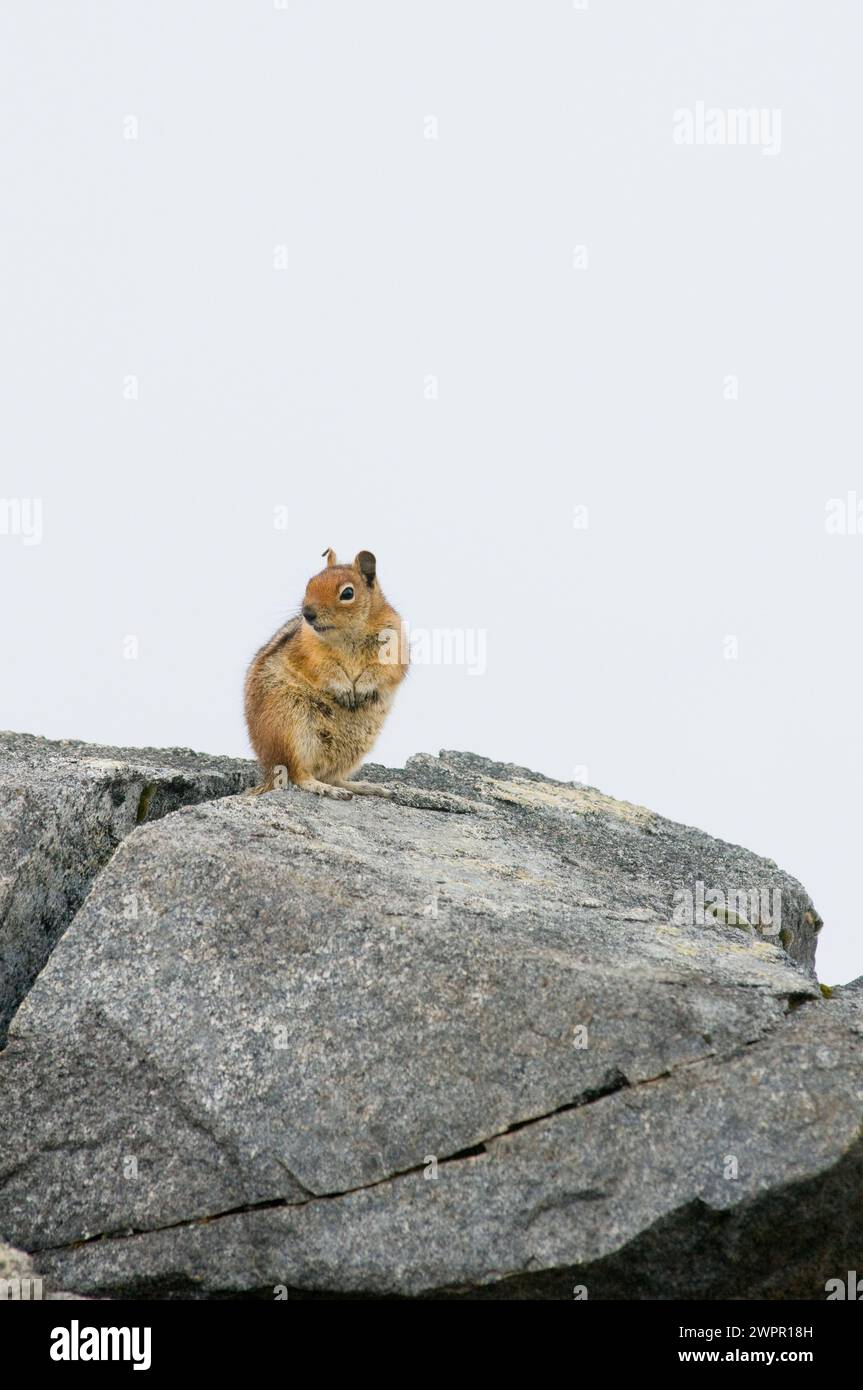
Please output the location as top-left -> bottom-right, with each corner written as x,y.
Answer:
300,548 -> 381,642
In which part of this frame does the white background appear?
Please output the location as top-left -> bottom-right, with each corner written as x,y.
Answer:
1,1 -> 860,983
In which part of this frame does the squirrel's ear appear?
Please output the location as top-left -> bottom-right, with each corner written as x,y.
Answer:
322,548 -> 338,567
354,550 -> 377,587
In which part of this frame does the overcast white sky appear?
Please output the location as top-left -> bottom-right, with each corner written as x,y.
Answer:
1,1 -> 861,983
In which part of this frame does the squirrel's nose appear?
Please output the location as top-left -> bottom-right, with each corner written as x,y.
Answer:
302,606 -> 317,624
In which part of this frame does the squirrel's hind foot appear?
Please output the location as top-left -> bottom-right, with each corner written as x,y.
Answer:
331,779 -> 394,800
297,777 -> 353,800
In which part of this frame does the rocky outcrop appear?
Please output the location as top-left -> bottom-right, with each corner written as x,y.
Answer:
1,741 -> 854,1299
0,732 -> 258,1041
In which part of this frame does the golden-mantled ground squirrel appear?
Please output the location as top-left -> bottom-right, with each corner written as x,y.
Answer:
244,548 -> 408,799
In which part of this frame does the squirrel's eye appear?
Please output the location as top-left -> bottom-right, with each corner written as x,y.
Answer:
339,586 -> 355,601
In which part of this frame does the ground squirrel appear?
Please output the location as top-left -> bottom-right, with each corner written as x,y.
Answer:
244,548 -> 408,799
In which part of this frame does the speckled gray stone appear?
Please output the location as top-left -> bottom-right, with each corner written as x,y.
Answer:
0,747 -> 848,1298
0,731 -> 258,1040
0,1239 -> 91,1299
30,991 -> 863,1301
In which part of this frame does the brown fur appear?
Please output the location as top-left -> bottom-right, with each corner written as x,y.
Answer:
244,549 -> 408,799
